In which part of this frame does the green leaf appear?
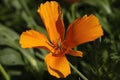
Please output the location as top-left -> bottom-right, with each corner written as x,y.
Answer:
0,48 -> 24,66
102,50 -> 108,63
83,0 -> 112,15
0,24 -> 19,39
0,24 -> 19,48
11,0 -> 22,10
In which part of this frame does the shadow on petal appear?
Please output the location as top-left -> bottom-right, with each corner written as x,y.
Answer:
49,66 -> 65,78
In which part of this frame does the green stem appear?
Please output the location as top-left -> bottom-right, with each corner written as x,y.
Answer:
69,62 -> 88,80
0,64 -> 10,80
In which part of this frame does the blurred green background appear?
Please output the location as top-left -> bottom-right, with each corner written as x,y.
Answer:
0,0 -> 120,80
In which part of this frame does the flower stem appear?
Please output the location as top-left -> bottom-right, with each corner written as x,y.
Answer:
0,64 -> 10,80
69,62 -> 88,80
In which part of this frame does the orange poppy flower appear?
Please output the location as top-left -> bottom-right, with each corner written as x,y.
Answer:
20,1 -> 103,78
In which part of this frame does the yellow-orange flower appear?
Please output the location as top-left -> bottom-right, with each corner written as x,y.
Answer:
19,1 -> 103,78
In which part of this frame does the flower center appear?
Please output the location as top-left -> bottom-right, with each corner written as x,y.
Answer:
52,40 -> 68,56
48,40 -> 70,57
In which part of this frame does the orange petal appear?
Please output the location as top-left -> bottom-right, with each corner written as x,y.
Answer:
64,14 -> 103,48
37,1 -> 65,45
67,49 -> 83,57
19,30 -> 53,51
45,53 -> 71,78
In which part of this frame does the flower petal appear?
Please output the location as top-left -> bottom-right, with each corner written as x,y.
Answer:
64,14 -> 103,48
67,49 -> 83,57
20,30 -> 53,51
37,1 -> 65,45
45,53 -> 71,78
